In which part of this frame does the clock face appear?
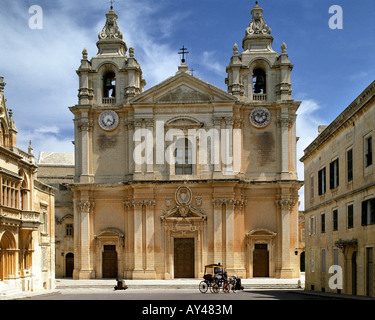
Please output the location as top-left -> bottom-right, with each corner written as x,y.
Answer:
98,110 -> 119,131
250,107 -> 271,128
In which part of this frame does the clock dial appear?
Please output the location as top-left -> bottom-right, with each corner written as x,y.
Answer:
250,107 -> 271,128
98,110 -> 119,131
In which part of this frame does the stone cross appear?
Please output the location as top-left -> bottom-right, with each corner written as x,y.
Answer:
178,46 -> 189,64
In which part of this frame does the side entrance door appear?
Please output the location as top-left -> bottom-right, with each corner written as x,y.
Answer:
102,245 -> 118,278
253,244 -> 269,277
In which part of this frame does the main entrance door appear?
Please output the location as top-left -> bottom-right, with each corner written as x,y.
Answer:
102,245 -> 118,278
174,238 -> 195,278
253,244 -> 269,277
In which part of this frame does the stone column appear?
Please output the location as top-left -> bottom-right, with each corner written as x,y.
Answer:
132,200 -> 144,276
78,120 -> 93,183
213,118 -> 222,177
145,120 -> 154,175
212,199 -> 223,264
225,199 -> 235,271
145,200 -> 156,278
233,119 -> 243,175
77,200 -> 95,279
279,115 -> 291,180
133,120 -> 143,176
223,118 -> 234,175
277,199 -> 295,278
127,122 -> 135,176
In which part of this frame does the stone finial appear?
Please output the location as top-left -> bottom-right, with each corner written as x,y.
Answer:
129,46 -> 135,58
82,48 -> 88,60
233,43 -> 239,55
8,109 -> 17,131
0,76 -> 6,92
281,42 -> 287,54
28,140 -> 34,155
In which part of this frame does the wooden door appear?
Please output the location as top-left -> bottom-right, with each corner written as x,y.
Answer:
174,238 -> 195,278
102,245 -> 118,278
253,244 -> 269,277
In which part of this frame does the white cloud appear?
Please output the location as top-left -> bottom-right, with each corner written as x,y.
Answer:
0,0 -> 183,156
201,51 -> 225,75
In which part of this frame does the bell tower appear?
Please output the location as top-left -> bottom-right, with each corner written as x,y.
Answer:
71,7 -> 146,184
76,7 -> 146,107
226,1 -> 293,102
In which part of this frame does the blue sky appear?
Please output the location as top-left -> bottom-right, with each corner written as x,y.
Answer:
0,0 -> 374,207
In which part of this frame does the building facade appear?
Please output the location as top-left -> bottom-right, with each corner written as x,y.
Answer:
0,77 -> 55,295
62,3 -> 302,280
37,152 -> 74,279
301,81 -> 375,297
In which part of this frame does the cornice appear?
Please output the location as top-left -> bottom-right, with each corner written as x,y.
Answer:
301,81 -> 375,162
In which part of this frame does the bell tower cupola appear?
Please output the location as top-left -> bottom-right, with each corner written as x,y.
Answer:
226,1 -> 294,102
96,8 -> 127,56
75,7 -> 146,107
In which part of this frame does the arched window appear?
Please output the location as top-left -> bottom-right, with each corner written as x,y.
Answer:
103,72 -> 116,98
253,68 -> 266,94
175,138 -> 193,175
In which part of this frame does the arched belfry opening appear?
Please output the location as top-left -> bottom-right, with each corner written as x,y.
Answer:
253,68 -> 266,94
103,72 -> 116,98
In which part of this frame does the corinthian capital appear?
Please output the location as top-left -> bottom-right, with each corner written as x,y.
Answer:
277,199 -> 296,211
78,201 -> 94,213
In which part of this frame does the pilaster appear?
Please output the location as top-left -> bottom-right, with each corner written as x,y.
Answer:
76,200 -> 95,279
276,198 -> 296,278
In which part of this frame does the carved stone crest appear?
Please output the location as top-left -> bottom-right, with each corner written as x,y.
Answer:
161,186 -> 206,221
175,186 -> 192,206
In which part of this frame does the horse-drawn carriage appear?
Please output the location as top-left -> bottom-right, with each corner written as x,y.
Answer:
198,263 -> 243,294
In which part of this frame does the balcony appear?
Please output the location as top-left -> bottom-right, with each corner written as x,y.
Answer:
252,94 -> 267,101
102,97 -> 116,105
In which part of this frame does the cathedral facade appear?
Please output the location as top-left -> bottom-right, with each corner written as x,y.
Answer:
64,3 -> 302,280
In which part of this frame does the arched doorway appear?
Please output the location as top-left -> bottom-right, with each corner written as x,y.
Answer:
65,253 -> 74,278
246,229 -> 277,278
0,231 -> 16,281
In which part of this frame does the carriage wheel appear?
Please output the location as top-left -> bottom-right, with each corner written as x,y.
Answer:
223,282 -> 230,294
210,282 -> 220,294
199,281 -> 209,293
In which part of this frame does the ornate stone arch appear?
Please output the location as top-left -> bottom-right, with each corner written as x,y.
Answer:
94,228 -> 125,278
160,186 -> 207,278
246,228 -> 277,277
95,228 -> 125,247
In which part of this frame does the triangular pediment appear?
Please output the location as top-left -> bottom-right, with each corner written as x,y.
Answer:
158,84 -> 211,102
130,71 -> 237,104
